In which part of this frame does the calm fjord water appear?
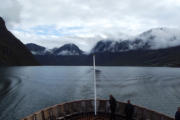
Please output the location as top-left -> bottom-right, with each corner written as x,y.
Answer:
0,66 -> 180,120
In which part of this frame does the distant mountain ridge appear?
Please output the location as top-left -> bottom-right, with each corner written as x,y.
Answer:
92,27 -> 180,53
26,27 -> 180,54
26,27 -> 180,67
27,28 -> 180,55
0,17 -> 38,66
26,43 -> 84,56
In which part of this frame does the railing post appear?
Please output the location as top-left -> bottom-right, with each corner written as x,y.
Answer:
41,111 -> 45,120
141,108 -> 145,120
33,114 -> 37,120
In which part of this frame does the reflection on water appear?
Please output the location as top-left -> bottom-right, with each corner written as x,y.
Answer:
0,66 -> 180,120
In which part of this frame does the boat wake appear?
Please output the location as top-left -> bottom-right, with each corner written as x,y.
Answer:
0,76 -> 22,99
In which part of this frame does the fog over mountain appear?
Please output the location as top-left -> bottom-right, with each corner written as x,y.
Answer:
137,27 -> 180,49
92,27 -> 180,53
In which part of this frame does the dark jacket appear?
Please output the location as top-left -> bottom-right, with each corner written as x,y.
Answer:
125,103 -> 134,118
109,97 -> 117,112
175,111 -> 180,120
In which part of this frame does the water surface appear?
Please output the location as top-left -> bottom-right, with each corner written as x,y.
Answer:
0,66 -> 180,120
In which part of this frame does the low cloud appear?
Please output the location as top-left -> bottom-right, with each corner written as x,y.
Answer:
137,28 -> 180,49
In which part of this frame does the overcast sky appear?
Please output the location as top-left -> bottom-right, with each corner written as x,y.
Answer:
1,0 -> 180,51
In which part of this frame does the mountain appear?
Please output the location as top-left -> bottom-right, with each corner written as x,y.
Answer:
137,27 -> 180,49
26,43 -> 84,56
26,43 -> 46,53
0,17 -> 39,66
92,27 -> 180,53
26,27 -> 180,67
91,39 -> 151,53
91,40 -> 131,53
26,43 -> 47,55
53,43 -> 83,56
26,43 -> 87,65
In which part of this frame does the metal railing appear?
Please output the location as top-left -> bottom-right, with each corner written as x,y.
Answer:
22,99 -> 174,120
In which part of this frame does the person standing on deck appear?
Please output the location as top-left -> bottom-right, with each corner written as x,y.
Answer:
175,107 -> 180,120
109,95 -> 117,120
124,100 -> 134,120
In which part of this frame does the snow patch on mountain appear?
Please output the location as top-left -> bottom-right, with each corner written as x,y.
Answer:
57,50 -> 80,56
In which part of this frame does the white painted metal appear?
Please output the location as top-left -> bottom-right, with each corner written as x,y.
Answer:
93,55 -> 97,115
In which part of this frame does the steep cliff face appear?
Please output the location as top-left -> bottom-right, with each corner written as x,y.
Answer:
0,17 -> 39,66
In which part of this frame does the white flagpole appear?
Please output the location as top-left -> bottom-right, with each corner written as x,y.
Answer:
93,55 -> 97,116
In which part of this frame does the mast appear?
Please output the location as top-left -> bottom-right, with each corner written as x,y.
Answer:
93,55 -> 97,116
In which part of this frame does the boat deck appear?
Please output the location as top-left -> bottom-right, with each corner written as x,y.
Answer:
22,99 -> 174,120
75,115 -> 110,120
67,115 -> 118,120
56,113 -> 124,120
